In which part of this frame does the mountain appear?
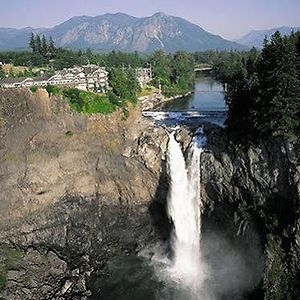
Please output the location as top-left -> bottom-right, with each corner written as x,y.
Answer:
237,26 -> 300,48
0,12 -> 245,52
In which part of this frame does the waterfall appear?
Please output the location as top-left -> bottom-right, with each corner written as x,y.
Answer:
166,128 -> 206,289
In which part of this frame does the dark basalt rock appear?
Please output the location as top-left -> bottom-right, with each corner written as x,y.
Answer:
0,88 -> 299,299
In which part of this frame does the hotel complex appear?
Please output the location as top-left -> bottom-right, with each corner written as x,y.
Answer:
0,65 -> 109,92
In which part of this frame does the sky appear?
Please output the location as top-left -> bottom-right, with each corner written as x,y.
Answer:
0,0 -> 300,40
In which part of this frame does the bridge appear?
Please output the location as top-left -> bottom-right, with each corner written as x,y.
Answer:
142,110 -> 227,121
194,64 -> 213,72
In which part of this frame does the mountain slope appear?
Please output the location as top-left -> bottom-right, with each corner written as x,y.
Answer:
237,26 -> 300,48
0,12 -> 245,52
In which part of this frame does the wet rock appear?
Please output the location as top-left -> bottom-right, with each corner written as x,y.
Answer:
61,280 -> 73,294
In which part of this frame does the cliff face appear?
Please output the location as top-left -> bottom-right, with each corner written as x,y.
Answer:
0,88 -> 299,299
201,126 -> 300,299
0,88 -> 172,299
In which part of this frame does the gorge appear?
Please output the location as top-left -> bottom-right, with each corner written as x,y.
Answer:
0,74 -> 299,300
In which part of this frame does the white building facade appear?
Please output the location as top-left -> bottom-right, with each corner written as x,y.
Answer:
0,65 -> 109,92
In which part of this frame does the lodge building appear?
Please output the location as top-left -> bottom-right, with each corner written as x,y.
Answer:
0,65 -> 109,92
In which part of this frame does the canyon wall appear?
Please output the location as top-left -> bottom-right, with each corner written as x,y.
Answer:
0,88 -> 299,299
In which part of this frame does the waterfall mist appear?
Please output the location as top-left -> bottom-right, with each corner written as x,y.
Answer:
87,124 -> 265,300
149,128 -> 264,300
166,130 -> 206,289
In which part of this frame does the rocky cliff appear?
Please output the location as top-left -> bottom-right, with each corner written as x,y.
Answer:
0,88 -> 299,299
200,126 -> 300,299
0,88 -> 171,299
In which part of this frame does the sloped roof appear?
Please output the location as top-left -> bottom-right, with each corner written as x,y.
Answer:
0,75 -> 52,84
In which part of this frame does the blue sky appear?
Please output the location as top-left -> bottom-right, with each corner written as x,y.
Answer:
1,0 -> 299,39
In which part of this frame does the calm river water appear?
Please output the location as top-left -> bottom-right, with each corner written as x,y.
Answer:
160,75 -> 226,112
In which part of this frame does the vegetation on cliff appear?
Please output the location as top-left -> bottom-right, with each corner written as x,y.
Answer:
62,88 -> 116,114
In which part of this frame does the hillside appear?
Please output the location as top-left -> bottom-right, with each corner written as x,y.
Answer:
0,13 -> 245,52
237,26 -> 300,48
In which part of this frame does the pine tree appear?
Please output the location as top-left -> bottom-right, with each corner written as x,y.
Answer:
29,32 -> 36,52
271,37 -> 300,134
35,35 -> 42,54
48,36 -> 56,58
41,35 -> 48,57
294,32 -> 300,78
254,31 -> 300,135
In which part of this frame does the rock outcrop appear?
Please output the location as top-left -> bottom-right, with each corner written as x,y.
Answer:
200,126 -> 300,299
0,88 -> 171,299
0,87 -> 299,299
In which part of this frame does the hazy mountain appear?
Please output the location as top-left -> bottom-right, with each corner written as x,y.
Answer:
0,12 -> 245,52
237,26 -> 300,48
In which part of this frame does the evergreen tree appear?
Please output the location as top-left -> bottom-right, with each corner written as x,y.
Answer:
48,36 -> 56,58
35,35 -> 42,55
109,67 -> 140,103
41,35 -> 48,57
29,33 -> 36,52
255,31 -> 300,135
171,51 -> 194,91
150,50 -> 172,86
246,47 -> 259,77
294,32 -> 300,78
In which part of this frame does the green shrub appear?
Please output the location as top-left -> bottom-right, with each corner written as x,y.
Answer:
0,274 -> 6,291
108,90 -> 121,106
63,88 -> 84,111
63,88 -> 116,114
29,86 -> 38,93
45,84 -> 60,96
82,93 -> 116,114
65,130 -> 73,137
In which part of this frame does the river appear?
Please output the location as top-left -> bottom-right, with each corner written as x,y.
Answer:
161,75 -> 226,112
154,74 -> 227,126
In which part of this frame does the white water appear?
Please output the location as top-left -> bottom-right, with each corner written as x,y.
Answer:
167,128 -> 207,290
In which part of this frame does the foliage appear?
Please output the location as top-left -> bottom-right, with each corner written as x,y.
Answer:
138,86 -> 158,97
109,67 -> 140,103
171,51 -> 195,92
63,88 -> 116,114
65,130 -> 73,137
108,90 -> 121,105
0,246 -> 23,291
81,92 -> 116,114
150,49 -> 194,96
253,32 -> 300,136
62,88 -> 84,111
214,31 -> 300,139
29,33 -> 56,58
45,84 -> 60,96
29,86 -> 38,93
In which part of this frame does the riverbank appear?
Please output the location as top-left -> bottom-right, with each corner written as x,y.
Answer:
138,91 -> 192,111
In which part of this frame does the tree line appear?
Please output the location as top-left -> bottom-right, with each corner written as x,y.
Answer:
221,31 -> 300,140
0,35 -> 195,97
3,31 -> 299,139
29,33 -> 56,58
